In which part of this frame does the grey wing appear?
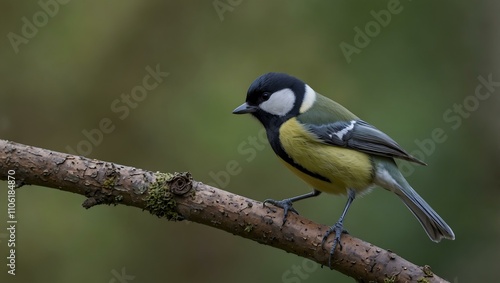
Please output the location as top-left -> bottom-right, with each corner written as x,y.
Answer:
307,120 -> 426,165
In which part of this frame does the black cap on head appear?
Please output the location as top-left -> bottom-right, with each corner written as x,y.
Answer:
233,72 -> 308,127
244,73 -> 306,107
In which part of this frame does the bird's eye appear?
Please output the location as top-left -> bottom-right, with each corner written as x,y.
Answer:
261,92 -> 271,101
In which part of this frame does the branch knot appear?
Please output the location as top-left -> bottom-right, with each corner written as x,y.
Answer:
168,172 -> 192,196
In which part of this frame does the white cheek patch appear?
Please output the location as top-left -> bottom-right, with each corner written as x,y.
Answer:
300,84 -> 316,113
259,88 -> 296,116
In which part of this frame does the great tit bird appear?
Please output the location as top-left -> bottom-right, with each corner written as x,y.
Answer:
233,72 -> 455,266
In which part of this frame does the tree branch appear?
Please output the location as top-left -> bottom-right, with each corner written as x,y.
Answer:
0,139 -> 449,283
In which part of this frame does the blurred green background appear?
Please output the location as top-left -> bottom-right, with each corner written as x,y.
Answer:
1,1 -> 499,282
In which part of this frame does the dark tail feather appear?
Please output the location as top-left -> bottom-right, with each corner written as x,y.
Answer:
375,162 -> 455,242
395,178 -> 455,242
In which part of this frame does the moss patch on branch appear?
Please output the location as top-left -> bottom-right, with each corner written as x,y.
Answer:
144,172 -> 186,221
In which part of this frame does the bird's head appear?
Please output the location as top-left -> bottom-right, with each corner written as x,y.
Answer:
233,72 -> 316,126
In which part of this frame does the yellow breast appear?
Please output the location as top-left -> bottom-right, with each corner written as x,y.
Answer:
278,119 -> 374,195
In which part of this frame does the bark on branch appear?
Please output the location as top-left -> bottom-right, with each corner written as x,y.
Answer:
0,139 -> 449,283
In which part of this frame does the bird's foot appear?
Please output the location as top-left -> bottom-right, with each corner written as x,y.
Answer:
263,198 -> 299,226
321,221 -> 348,269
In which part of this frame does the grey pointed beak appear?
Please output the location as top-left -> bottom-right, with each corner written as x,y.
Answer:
232,102 -> 258,114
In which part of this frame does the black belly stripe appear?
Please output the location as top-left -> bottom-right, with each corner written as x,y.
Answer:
267,129 -> 331,183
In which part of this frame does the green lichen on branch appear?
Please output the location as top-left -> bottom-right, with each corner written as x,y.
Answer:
144,172 -> 185,221
114,195 -> 123,203
422,265 -> 434,277
103,174 -> 123,205
417,265 -> 435,283
244,224 -> 254,233
103,174 -> 117,189
82,172 -> 121,208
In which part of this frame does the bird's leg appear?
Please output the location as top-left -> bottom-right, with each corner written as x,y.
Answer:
263,190 -> 321,225
321,189 -> 356,269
